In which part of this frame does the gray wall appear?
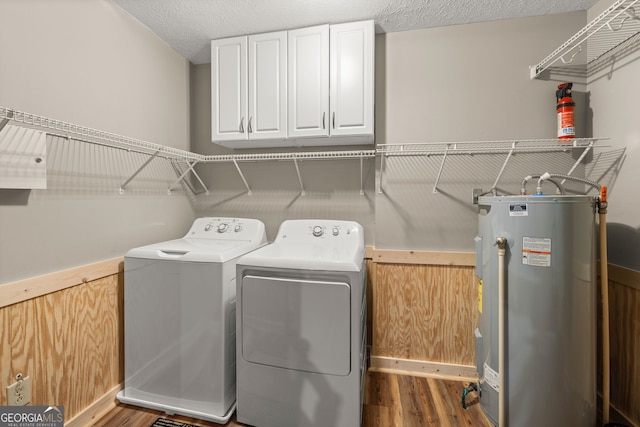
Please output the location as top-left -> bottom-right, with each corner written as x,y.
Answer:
0,0 -> 196,283
375,12 -> 591,250
587,0 -> 640,270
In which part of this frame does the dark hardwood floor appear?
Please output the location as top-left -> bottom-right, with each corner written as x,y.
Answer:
93,372 -> 493,426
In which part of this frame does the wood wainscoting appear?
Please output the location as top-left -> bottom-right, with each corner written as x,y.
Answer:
602,264 -> 640,426
367,249 -> 478,381
1,252 -> 638,426
0,259 -> 124,426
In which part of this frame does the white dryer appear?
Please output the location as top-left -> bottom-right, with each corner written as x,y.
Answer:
236,219 -> 367,427
117,217 -> 266,424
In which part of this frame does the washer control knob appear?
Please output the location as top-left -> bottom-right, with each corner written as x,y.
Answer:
312,226 -> 323,237
217,223 -> 228,233
332,227 -> 339,236
234,224 -> 243,232
205,224 -> 213,231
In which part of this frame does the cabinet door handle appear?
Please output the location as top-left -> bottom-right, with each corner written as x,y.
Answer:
239,117 -> 245,133
332,112 -> 335,129
248,116 -> 253,133
322,112 -> 326,130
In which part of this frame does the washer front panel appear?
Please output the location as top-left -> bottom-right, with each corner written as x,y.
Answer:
241,275 -> 351,376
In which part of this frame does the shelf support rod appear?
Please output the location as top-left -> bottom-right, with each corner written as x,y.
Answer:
562,140 -> 595,184
168,160 -> 206,195
120,150 -> 161,194
233,159 -> 252,195
492,145 -> 515,190
432,145 -> 450,194
360,157 -> 364,195
293,158 -> 305,196
377,154 -> 386,194
170,161 -> 209,195
0,118 -> 9,133
188,163 -> 209,196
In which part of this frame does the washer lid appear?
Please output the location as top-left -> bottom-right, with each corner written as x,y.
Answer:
126,238 -> 265,262
126,218 -> 267,263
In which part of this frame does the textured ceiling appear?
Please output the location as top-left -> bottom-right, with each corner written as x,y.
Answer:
111,0 -> 599,64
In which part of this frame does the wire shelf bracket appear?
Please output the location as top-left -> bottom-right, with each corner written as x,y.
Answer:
293,158 -> 305,196
232,159 -> 252,195
167,160 -> 209,195
492,145 -> 516,190
119,150 -> 161,194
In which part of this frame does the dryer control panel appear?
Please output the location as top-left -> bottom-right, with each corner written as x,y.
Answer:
310,224 -> 349,238
275,220 -> 364,245
185,217 -> 266,242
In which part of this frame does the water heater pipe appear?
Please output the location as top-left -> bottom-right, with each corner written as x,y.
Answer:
535,172 -> 601,195
496,236 -> 508,426
599,187 -> 610,424
520,174 -> 566,195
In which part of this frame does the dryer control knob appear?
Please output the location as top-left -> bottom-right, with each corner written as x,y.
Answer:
332,227 -> 339,236
234,224 -> 243,232
217,223 -> 228,233
312,226 -> 323,237
205,224 -> 213,231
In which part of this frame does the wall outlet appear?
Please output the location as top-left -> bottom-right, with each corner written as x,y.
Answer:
6,375 -> 31,406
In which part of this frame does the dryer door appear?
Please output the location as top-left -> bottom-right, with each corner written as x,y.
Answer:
241,275 -> 350,375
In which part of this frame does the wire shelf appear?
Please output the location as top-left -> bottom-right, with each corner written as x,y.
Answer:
530,0 -> 640,78
0,106 -> 614,197
0,107 -> 203,161
202,150 -> 375,162
376,138 -> 605,156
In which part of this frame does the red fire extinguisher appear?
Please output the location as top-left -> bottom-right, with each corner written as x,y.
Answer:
556,82 -> 575,140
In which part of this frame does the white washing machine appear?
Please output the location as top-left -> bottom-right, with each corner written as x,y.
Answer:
236,219 -> 367,427
117,217 -> 267,423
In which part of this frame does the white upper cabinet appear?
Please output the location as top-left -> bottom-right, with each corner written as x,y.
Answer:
248,32 -> 287,140
212,32 -> 287,148
211,20 -> 374,148
287,25 -> 330,139
211,36 -> 247,143
330,20 -> 375,137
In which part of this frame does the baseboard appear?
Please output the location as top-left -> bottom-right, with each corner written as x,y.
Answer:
65,383 -> 123,427
369,356 -> 478,382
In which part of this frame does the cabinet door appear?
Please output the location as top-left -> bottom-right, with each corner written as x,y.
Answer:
330,20 -> 375,136
288,25 -> 329,138
248,32 -> 287,140
211,36 -> 247,142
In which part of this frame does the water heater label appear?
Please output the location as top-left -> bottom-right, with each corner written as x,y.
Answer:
522,237 -> 552,267
483,363 -> 500,392
509,203 -> 528,216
